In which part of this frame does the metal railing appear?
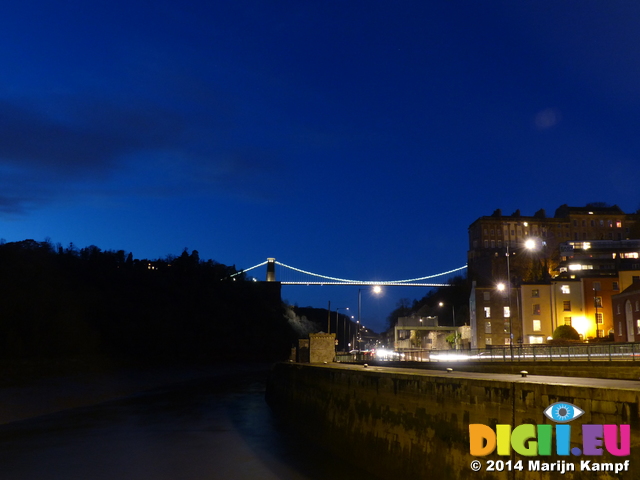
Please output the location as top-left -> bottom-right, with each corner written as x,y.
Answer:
421,342 -> 640,362
336,343 -> 640,363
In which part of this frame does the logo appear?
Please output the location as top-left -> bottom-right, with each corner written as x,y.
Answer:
469,401 -> 630,457
543,402 -> 584,423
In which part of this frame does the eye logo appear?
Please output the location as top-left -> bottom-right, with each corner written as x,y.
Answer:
543,402 -> 584,423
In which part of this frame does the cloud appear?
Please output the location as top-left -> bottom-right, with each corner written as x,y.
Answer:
534,107 -> 561,130
0,95 -> 288,214
0,98 -> 185,177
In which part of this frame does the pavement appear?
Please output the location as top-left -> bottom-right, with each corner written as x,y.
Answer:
324,362 -> 640,390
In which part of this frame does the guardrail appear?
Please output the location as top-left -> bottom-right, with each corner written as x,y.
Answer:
336,343 -> 640,363
428,343 -> 640,362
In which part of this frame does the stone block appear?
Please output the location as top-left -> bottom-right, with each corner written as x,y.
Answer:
309,333 -> 335,363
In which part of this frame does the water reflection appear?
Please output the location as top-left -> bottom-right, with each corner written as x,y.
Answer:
0,366 -> 376,480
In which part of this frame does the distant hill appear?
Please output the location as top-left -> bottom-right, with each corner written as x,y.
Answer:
0,239 -> 293,364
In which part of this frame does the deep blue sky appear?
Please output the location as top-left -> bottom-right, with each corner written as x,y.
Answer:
2,1 -> 640,333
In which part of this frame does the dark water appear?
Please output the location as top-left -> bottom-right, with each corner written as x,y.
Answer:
0,366 -> 373,480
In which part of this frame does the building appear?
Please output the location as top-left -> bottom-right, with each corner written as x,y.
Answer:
394,315 -> 457,351
520,283 -> 554,344
612,280 -> 640,342
469,282 -> 522,348
468,204 -> 640,347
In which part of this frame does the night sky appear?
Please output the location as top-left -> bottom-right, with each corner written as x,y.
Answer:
2,1 -> 640,333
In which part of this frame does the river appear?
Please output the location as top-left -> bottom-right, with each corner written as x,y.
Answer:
0,364 -> 376,480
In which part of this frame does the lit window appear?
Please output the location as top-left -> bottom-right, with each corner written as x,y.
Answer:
637,319 -> 640,335
485,337 -> 492,345
532,320 -> 541,332
504,306 -> 510,318
529,336 -> 543,344
596,313 -> 603,324
597,329 -> 604,338
595,297 -> 602,308
505,338 -> 511,345
564,317 -> 572,326
484,307 -> 491,318
561,285 -> 570,294
617,220 -> 622,228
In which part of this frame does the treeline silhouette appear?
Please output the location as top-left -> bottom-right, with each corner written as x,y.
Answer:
0,239 -> 291,363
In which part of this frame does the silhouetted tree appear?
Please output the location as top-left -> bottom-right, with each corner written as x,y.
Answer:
0,239 -> 290,364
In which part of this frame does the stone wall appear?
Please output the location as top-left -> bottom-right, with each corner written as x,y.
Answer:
308,333 -> 335,363
383,360 -> 640,380
266,363 -> 640,480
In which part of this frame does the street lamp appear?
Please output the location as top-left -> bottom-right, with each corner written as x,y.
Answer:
336,307 -> 349,351
438,301 -> 456,326
496,281 -> 513,359
357,286 -> 382,350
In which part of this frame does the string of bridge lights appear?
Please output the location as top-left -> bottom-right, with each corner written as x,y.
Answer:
229,260 -> 467,286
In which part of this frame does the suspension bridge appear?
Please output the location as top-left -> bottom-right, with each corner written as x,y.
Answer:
229,258 -> 467,287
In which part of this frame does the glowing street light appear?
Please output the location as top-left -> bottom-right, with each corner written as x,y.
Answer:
438,301 -> 456,327
357,286 -> 382,350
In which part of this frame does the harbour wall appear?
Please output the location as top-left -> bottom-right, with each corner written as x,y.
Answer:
266,363 -> 640,480
374,360 -> 640,380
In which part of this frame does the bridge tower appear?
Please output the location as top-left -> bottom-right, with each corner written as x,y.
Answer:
266,258 -> 276,282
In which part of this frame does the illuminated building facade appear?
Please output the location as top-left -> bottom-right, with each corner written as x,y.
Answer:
468,204 -> 640,346
612,280 -> 640,342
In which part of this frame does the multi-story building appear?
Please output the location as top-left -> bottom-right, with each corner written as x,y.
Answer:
558,239 -> 640,277
612,280 -> 640,342
549,279 -> 584,335
469,282 -> 522,348
468,204 -> 640,347
520,283 -> 554,344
